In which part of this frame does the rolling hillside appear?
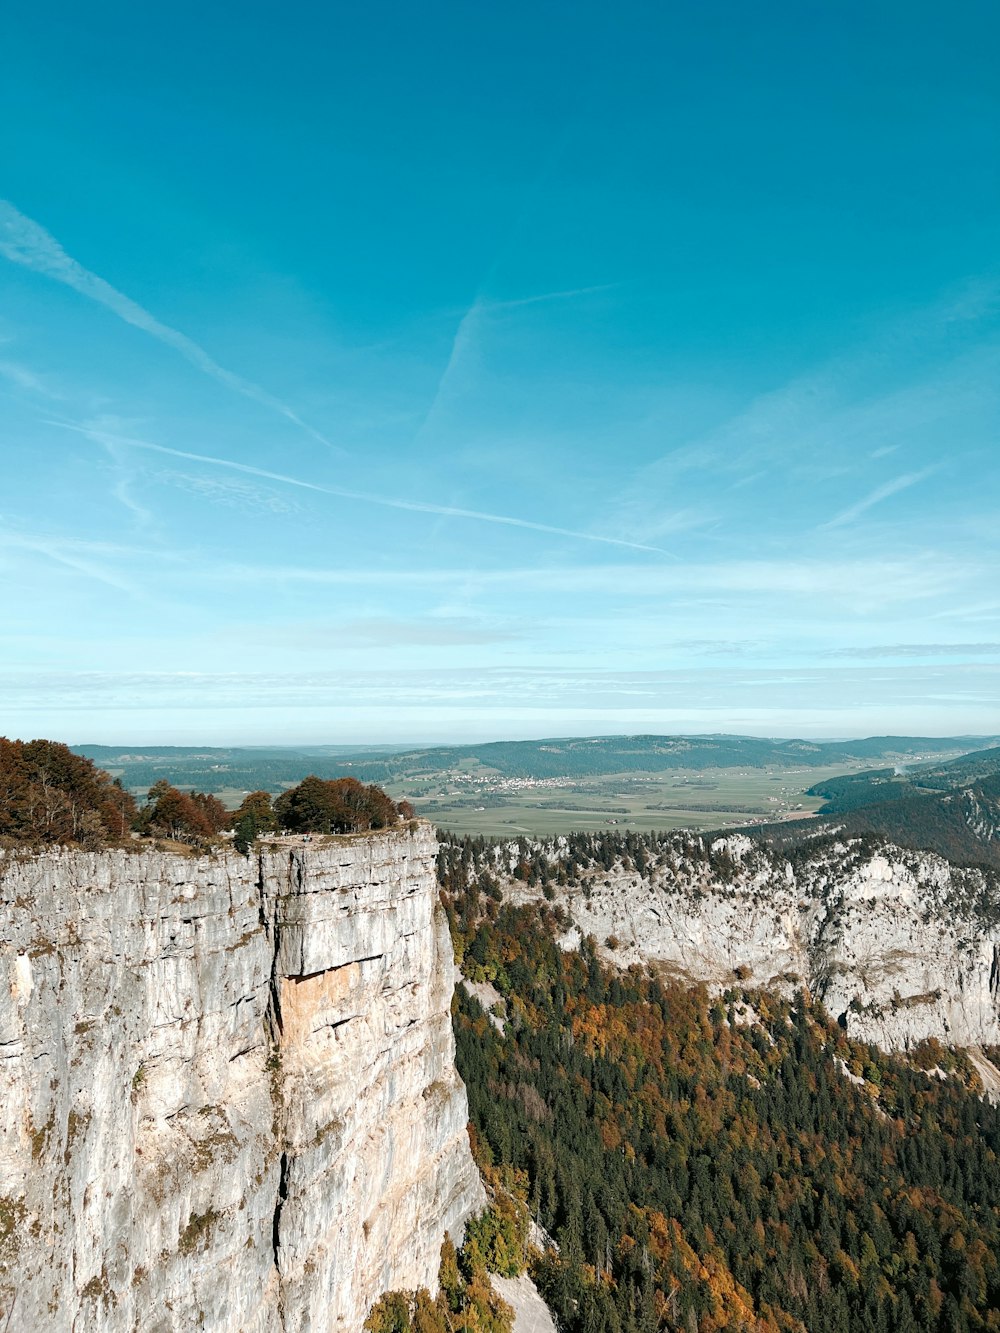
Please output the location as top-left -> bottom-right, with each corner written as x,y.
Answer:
74,734 -> 995,795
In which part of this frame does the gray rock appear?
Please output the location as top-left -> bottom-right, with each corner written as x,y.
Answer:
0,824 -> 483,1331
490,1275 -> 556,1333
503,837 -> 1000,1050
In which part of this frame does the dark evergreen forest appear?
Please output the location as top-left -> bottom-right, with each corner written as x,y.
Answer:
439,837 -> 1000,1333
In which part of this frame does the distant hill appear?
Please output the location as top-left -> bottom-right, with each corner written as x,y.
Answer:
72,733 -> 997,796
807,743 -> 1000,814
756,747 -> 1000,868
895,743 -> 1000,789
70,744 -> 414,795
343,733 -> 994,781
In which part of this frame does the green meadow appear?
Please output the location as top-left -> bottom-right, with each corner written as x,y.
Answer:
388,762 -> 860,837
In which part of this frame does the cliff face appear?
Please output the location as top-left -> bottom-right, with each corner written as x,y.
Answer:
0,825 -> 484,1332
502,836 -> 1000,1050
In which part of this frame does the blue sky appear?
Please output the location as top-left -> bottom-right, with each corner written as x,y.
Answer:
2,0 -> 999,744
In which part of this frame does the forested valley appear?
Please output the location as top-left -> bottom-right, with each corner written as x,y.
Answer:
438,838 -> 1000,1333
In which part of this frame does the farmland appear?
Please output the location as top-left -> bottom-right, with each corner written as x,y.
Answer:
381,762 -> 891,836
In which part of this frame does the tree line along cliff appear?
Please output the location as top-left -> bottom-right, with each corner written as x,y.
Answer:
0,737 -> 414,851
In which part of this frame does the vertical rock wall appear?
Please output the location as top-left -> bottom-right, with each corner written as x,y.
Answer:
501,837 -> 1000,1050
0,824 -> 483,1331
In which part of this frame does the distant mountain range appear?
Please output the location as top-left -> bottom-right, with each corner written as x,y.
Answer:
75,733 -> 997,792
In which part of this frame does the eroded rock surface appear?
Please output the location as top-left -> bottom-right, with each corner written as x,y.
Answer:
0,825 -> 483,1331
490,1275 -> 556,1333
500,835 -> 1000,1050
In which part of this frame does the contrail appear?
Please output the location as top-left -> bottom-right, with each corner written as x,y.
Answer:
822,467 -> 938,529
61,422 -> 670,555
0,199 -> 339,451
415,296 -> 485,446
418,284 -> 618,445
484,282 -> 618,311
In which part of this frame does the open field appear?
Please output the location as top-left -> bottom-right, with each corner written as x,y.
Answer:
386,762 -> 880,837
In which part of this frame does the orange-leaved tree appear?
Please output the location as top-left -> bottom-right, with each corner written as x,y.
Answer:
0,738 -> 136,847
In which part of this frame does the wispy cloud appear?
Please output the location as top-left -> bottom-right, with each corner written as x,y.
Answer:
610,279 -> 1000,531
156,470 -> 302,515
0,199 -> 338,451
821,467 -> 938,529
237,617 -> 524,649
0,529 -> 140,593
0,358 -> 61,398
208,555 -> 964,608
5,664 -> 998,730
418,282 -> 617,445
599,502 -> 716,546
827,642 -> 1000,658
60,421 -> 668,554
930,599 -> 1000,623
91,427 -> 157,529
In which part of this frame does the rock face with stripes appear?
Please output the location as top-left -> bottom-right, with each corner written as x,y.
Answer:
502,835 -> 1000,1052
0,824 -> 484,1332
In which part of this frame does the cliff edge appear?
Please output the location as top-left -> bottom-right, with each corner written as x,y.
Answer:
0,824 -> 484,1331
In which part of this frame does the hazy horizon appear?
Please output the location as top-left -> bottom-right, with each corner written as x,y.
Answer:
60,726 -> 1000,752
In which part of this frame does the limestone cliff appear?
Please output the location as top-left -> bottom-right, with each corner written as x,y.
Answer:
496,835 -> 1000,1050
0,824 -> 484,1331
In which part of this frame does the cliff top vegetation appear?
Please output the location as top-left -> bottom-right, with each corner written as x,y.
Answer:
0,737 -> 136,848
0,738 -> 412,852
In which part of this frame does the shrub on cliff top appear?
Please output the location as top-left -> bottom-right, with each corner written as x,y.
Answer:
0,738 -> 136,848
274,775 -> 408,835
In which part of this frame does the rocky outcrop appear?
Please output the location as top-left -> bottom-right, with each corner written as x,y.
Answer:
490,1275 -> 556,1333
501,835 -> 1000,1050
0,825 -> 483,1332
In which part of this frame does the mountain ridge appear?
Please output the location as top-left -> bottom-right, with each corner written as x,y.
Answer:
71,733 -> 1000,795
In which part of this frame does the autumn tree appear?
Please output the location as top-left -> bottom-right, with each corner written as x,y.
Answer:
365,1231 -> 514,1333
135,780 -> 220,843
0,737 -> 137,847
190,790 -> 229,834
